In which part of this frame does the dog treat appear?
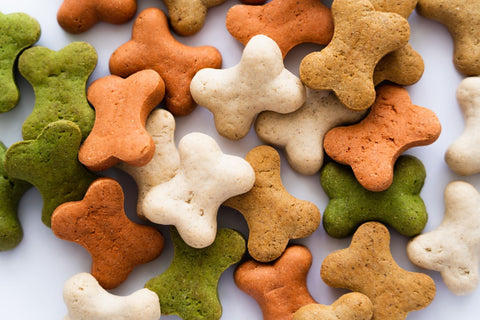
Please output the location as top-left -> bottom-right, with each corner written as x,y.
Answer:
190,34 -> 306,140
0,142 -> 31,251
160,0 -> 226,36
57,0 -> 137,34
445,76 -> 480,175
117,109 -> 180,218
109,7 -> 222,116
145,227 -> 245,320
293,293 -> 374,320
0,11 -> 40,113
51,177 -> 164,289
417,0 -> 480,76
19,41 -> 96,141
407,181 -> 480,295
320,155 -> 428,238
225,0 -> 333,58
321,222 -> 436,320
4,120 -> 98,227
299,0 -> 410,111
78,70 -> 165,171
224,145 -> 321,262
63,272 -> 160,320
324,84 -> 441,192
255,89 -> 366,175
142,132 -> 254,249
235,245 -> 316,320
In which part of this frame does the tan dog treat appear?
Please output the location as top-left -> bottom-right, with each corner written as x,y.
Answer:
117,109 -> 180,218
51,177 -> 164,289
321,222 -> 436,320
368,0 -> 417,18
417,0 -> 480,76
255,89 -> 366,175
79,70 -> 165,171
225,0 -> 334,58
224,145 -> 321,262
109,7 -> 222,116
190,34 -> 306,140
234,246 -> 316,320
299,0 -> 410,111
57,0 -> 137,34
324,84 -> 441,192
293,293 -> 373,320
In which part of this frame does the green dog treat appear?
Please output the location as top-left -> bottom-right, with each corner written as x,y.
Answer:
320,155 -> 427,238
4,120 -> 98,227
18,41 -> 96,141
0,142 -> 31,251
145,227 -> 245,320
0,11 -> 40,113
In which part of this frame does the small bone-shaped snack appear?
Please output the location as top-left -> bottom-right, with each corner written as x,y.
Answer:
190,34 -> 306,140
407,181 -> 480,295
324,84 -> 441,192
445,77 -> 480,175
142,132 -> 255,248
255,89 -> 366,175
63,272 -> 160,320
117,109 -> 180,218
299,0 -> 410,111
293,293 -> 373,320
321,222 -> 436,320
78,70 -> 165,171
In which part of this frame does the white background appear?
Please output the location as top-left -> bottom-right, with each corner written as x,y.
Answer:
1,0 -> 479,319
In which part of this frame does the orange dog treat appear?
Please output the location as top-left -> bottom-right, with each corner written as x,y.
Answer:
324,84 -> 441,192
57,0 -> 137,33
109,7 -> 222,116
234,246 -> 316,320
321,222 -> 436,320
51,177 -> 164,289
79,70 -> 165,172
225,0 -> 334,58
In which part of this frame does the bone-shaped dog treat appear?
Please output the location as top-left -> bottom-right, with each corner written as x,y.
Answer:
299,0 -> 410,111
321,222 -> 436,320
190,34 -> 305,140
63,272 -> 160,320
324,84 -> 441,192
407,181 -> 480,295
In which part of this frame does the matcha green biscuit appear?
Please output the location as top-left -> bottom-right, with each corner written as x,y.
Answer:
18,41 -> 96,141
145,227 -> 245,320
0,142 -> 31,251
4,120 -> 98,227
0,11 -> 40,113
320,155 -> 428,238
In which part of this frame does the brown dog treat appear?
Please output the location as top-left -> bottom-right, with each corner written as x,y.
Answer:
417,1 -> 480,76
224,145 -> 320,262
321,222 -> 436,320
51,177 -> 164,289
78,70 -> 165,171
368,0 -> 417,19
225,0 -> 334,58
109,7 -> 222,116
57,0 -> 137,33
323,84 -> 441,192
234,245 -> 316,320
299,0 -> 410,111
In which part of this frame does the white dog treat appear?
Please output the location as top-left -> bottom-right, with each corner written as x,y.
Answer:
142,132 -> 255,248
255,89 -> 366,175
63,272 -> 160,320
190,34 -> 306,140
117,109 -> 180,218
407,181 -> 480,295
445,76 -> 480,175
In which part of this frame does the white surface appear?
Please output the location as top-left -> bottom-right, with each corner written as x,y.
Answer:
0,0 -> 478,319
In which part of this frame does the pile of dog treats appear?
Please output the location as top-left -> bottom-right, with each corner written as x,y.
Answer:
1,0 -> 480,319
